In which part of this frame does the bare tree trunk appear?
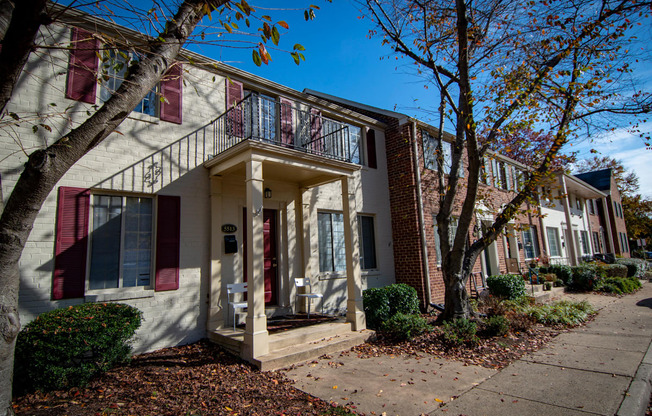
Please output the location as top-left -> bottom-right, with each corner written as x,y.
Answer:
0,0 -> 14,41
0,0 -> 226,412
0,0 -> 49,115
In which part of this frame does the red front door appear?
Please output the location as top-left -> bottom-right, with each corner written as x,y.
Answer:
243,208 -> 278,305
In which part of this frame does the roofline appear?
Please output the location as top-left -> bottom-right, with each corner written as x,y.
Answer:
562,173 -> 608,197
49,3 -> 385,129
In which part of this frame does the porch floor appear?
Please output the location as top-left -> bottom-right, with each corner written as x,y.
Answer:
208,316 -> 374,371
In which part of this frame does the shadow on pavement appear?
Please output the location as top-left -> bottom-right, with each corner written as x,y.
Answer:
635,297 -> 652,309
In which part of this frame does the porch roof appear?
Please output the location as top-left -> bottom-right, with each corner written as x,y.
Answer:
204,139 -> 361,188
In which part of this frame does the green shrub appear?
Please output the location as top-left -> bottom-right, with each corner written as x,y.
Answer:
605,264 -> 628,278
14,303 -> 142,394
363,284 -> 419,330
594,276 -> 641,294
616,259 -> 644,277
486,274 -> 526,300
569,264 -> 602,292
525,300 -> 594,326
380,313 -> 431,341
547,265 -> 573,285
595,282 -> 622,295
385,283 -> 420,315
441,318 -> 479,346
483,315 -> 510,337
362,287 -> 391,329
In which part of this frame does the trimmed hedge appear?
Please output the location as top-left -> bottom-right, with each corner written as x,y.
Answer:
616,258 -> 645,278
380,313 -> 431,341
363,283 -> 419,330
605,264 -> 628,278
486,274 -> 526,300
569,264 -> 605,292
14,303 -> 142,394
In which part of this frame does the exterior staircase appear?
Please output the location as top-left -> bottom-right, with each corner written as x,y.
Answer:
526,284 -> 565,303
208,321 -> 374,371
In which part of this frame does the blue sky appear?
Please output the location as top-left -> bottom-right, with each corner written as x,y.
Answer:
83,0 -> 652,196
190,1 -> 651,197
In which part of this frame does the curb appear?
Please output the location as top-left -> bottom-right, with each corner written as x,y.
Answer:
616,325 -> 652,416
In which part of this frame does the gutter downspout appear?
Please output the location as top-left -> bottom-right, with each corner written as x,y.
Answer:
410,119 -> 432,308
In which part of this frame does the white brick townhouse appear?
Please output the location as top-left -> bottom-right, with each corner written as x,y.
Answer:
2,6 -> 395,366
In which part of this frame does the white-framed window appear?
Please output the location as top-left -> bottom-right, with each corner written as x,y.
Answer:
88,194 -> 153,290
322,118 -> 362,165
422,130 -> 451,172
522,226 -> 540,259
588,199 -> 595,215
100,49 -> 157,116
347,124 -> 362,165
358,215 -> 377,270
546,227 -> 562,257
575,197 -> 582,211
250,92 -> 277,141
592,231 -> 601,253
318,212 -> 346,273
580,230 -> 590,254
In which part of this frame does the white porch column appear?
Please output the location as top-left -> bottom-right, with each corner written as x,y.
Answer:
560,176 -> 578,266
341,176 -> 365,331
208,176 -> 224,330
243,159 -> 268,359
294,188 -> 311,313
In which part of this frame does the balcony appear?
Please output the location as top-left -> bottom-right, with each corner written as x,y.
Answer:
93,93 -> 360,194
211,93 -> 359,164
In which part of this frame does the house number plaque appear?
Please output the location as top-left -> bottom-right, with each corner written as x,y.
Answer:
221,224 -> 237,233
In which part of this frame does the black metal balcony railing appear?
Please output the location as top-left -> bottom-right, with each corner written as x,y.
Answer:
94,94 -> 355,194
212,93 -> 355,163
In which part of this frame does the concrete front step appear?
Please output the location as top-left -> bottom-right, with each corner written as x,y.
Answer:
529,286 -> 565,303
268,321 -> 352,352
253,329 -> 374,371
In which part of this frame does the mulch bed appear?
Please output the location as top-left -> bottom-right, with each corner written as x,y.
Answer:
350,323 -> 562,369
12,313 -> 592,415
13,340 -> 342,416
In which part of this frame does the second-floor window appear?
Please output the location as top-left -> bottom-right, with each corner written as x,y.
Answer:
66,28 -> 183,124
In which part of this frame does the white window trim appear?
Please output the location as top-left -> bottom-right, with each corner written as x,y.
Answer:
85,192 -> 156,294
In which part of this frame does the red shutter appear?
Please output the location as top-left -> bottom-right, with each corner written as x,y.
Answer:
310,108 -> 322,153
65,28 -> 99,104
155,195 -> 180,291
226,79 -> 244,137
366,129 -> 377,169
160,62 -> 183,124
280,97 -> 294,147
53,187 -> 90,300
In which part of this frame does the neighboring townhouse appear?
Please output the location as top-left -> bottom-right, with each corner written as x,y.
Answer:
537,174 -> 606,266
3,9 -> 396,366
575,169 -> 631,258
306,90 -> 628,307
305,90 -> 545,307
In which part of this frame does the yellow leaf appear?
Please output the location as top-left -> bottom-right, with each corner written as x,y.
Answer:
225,406 -> 233,411
435,398 -> 444,403
332,385 -> 338,389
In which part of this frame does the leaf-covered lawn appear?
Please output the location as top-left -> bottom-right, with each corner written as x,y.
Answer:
13,340 -> 350,416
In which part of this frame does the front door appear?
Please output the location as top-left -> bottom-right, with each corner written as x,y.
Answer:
262,209 -> 278,304
243,208 -> 278,305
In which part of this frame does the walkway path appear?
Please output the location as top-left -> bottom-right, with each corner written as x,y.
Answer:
284,281 -> 652,415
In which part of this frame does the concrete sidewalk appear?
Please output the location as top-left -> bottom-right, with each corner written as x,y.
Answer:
284,281 -> 652,416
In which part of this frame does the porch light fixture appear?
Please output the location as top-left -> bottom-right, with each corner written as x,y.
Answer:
264,188 -> 272,199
